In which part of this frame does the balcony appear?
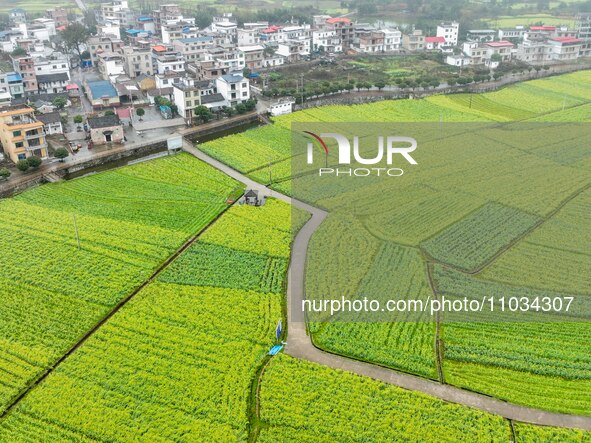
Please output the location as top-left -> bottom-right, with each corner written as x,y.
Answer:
26,131 -> 46,140
25,141 -> 48,151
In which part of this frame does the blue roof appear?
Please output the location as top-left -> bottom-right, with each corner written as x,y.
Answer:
178,36 -> 213,43
126,29 -> 143,35
87,80 -> 117,99
137,16 -> 153,22
221,74 -> 244,82
7,73 -> 22,82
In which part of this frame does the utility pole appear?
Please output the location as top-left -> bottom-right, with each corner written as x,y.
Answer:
73,213 -> 81,250
300,73 -> 304,105
268,156 -> 273,184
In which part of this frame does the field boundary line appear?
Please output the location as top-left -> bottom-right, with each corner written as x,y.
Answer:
0,198 -> 240,421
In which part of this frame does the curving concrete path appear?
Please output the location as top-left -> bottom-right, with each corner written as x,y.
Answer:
183,142 -> 591,431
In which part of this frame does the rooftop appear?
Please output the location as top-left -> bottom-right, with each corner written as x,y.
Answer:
326,17 -> 352,24
87,80 -> 118,99
425,36 -> 446,43
37,73 -> 69,83
36,111 -> 61,124
485,40 -> 514,48
200,92 -> 225,104
220,73 -> 244,83
88,115 -> 121,129
551,36 -> 583,43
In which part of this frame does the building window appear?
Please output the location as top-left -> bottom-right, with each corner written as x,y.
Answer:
15,142 -> 23,148
13,130 -> 21,137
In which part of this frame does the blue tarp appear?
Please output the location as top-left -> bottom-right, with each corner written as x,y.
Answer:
268,345 -> 283,356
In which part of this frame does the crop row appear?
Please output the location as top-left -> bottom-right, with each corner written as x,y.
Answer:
0,154 -> 238,413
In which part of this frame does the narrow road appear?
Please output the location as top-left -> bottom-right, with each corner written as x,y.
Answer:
183,142 -> 591,431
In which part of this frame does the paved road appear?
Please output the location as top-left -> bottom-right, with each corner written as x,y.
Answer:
183,142 -> 591,431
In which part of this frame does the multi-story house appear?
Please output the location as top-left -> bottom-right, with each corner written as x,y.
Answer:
152,47 -> 185,74
211,13 -> 237,36
37,73 -> 69,93
402,30 -> 425,51
0,72 -> 11,107
88,35 -> 124,66
466,29 -> 496,43
382,29 -> 402,52
12,56 -> 37,94
312,30 -> 342,53
97,21 -> 121,39
101,0 -> 134,28
0,105 -> 47,162
173,77 -> 213,121
120,46 -> 153,78
6,72 -> 24,99
277,40 -> 307,62
458,40 -> 513,66
576,13 -> 591,57
237,28 -> 260,46
9,8 -> 27,25
192,47 -> 245,80
45,8 -> 68,28
437,22 -> 459,46
216,73 -> 250,106
173,37 -> 215,63
97,52 -> 126,80
547,37 -> 583,61
498,26 -> 527,42
161,22 -> 199,44
34,54 -> 70,80
324,17 -> 354,50
239,45 -> 264,70
354,27 -> 385,53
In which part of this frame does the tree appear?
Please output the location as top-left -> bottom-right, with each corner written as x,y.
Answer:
136,108 -> 145,121
194,105 -> 212,122
375,80 -> 386,91
16,160 -> 29,172
52,96 -> 67,110
104,110 -> 115,116
0,168 -> 10,180
74,115 -> 83,124
11,47 -> 27,57
54,148 -> 69,162
60,23 -> 89,60
27,156 -> 42,169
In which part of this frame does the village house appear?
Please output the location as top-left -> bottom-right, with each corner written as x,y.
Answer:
86,80 -> 121,109
36,111 -> 63,135
87,115 -> 124,145
0,105 -> 47,162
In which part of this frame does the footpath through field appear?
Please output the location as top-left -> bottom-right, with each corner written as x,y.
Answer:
182,142 -> 591,431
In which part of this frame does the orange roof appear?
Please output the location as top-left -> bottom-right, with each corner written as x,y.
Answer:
152,45 -> 167,52
326,17 -> 352,24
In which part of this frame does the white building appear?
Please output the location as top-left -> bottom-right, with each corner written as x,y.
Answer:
382,28 -> 402,51
173,36 -> 214,63
437,22 -> 459,46
101,0 -> 134,27
313,30 -> 342,53
268,97 -> 295,116
211,13 -> 237,36
237,28 -> 260,46
216,73 -> 250,106
153,50 -> 185,74
97,52 -> 126,80
97,21 -> 121,39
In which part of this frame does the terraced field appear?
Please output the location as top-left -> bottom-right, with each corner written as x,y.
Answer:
0,154 -> 238,414
199,70 -> 591,415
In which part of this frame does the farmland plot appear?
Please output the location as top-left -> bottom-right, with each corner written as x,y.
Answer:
258,354 -> 512,443
0,154 -> 238,413
0,199 -> 303,440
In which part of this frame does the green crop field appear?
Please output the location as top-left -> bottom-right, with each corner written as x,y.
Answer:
0,198 -> 306,440
198,70 -> 591,415
258,354 -> 512,442
0,154 -> 239,414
